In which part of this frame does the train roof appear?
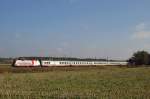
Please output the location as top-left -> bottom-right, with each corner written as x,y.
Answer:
17,57 -> 127,62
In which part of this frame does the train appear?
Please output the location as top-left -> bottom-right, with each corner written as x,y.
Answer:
12,57 -> 128,67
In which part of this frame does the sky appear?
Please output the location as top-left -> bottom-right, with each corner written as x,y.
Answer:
0,0 -> 150,60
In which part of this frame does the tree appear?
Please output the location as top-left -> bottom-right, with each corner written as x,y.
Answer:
128,51 -> 150,65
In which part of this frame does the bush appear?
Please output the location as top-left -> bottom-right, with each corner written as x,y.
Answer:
128,51 -> 150,66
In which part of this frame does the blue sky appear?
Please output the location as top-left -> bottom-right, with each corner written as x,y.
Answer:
0,0 -> 150,59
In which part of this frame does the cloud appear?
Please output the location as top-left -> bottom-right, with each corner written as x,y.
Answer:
132,31 -> 150,39
132,23 -> 150,39
135,23 -> 145,31
15,33 -> 21,39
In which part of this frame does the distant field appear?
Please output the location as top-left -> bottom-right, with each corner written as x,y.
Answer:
0,65 -> 150,98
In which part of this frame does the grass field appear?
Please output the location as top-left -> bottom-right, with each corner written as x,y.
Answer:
0,65 -> 150,98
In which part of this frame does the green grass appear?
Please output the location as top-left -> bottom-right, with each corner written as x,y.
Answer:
0,66 -> 150,98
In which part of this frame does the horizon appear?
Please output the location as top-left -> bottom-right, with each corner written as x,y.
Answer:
0,0 -> 150,60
